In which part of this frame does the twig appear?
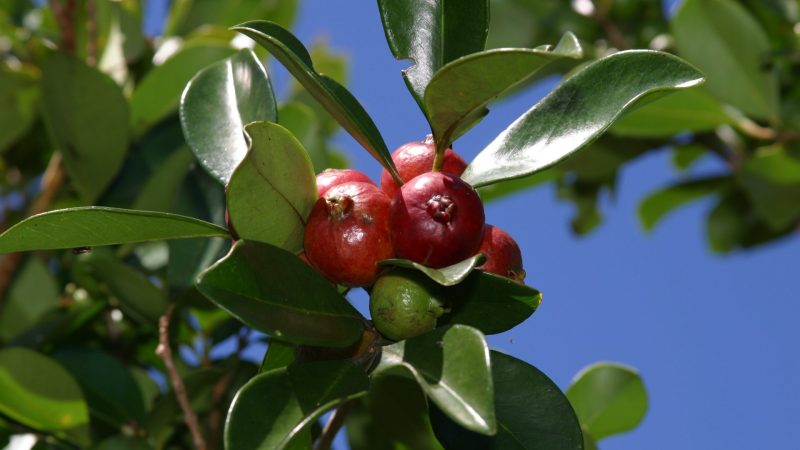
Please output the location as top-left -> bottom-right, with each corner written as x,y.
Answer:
156,305 -> 208,450
49,0 -> 78,54
312,400 -> 355,450
591,0 -> 628,50
207,330 -> 248,449
86,0 -> 98,65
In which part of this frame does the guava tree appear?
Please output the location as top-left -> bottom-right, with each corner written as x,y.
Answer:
0,0 -> 706,449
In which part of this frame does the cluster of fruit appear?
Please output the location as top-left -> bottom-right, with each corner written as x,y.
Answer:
299,136 -> 526,341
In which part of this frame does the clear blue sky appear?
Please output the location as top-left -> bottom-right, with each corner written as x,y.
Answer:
148,1 -> 800,448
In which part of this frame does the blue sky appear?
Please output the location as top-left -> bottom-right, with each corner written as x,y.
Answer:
150,1 -> 800,448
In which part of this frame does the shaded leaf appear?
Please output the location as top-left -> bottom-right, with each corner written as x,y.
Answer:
180,49 -> 277,184
0,66 -> 39,153
566,362 -> 648,440
226,122 -> 316,252
165,0 -> 298,36
0,257 -> 59,342
196,240 -> 364,347
639,176 -> 729,232
377,325 -> 495,435
0,207 -> 229,254
378,253 -> 486,287
462,51 -> 704,187
260,340 -> 296,373
131,146 -> 196,213
738,149 -> 800,229
93,436 -> 152,450
611,89 -> 733,137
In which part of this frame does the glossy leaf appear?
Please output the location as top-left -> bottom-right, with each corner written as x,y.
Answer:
232,21 -> 401,181
131,44 -> 237,134
41,53 -> 129,202
462,51 -> 704,187
639,176 -> 729,232
0,67 -> 38,153
425,32 -> 582,148
54,348 -> 147,427
260,340 -> 296,373
439,271 -> 541,335
672,0 -> 778,120
611,89 -> 733,137
739,149 -> 800,230
226,122 -> 316,252
180,49 -> 277,184
225,360 -> 369,450
0,257 -> 59,341
0,348 -> 90,446
377,0 -> 489,108
347,374 -> 444,450
431,351 -> 584,450
566,362 -> 647,440
196,240 -> 364,347
0,207 -> 229,254
379,253 -> 486,287
377,325 -> 495,435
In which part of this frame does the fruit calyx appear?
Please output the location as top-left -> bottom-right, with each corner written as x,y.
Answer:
325,195 -> 355,220
427,194 -> 456,223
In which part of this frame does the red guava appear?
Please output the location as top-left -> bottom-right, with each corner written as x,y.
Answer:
476,225 -> 525,283
316,168 -> 375,198
380,136 -> 467,198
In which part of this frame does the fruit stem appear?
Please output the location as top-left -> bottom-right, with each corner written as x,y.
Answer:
313,400 -> 355,450
432,141 -> 447,172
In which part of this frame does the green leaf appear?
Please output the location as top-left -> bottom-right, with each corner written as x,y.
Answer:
165,0 -> 298,36
0,257 -> 59,342
131,146 -> 196,213
93,436 -> 152,450
180,49 -> 277,184
672,0 -> 778,120
54,348 -> 147,427
478,171 -> 559,203
377,0 -> 489,109
425,32 -> 582,148
41,53 -> 129,202
131,44 -> 237,134
0,348 -> 90,446
0,207 -> 229,254
346,374 -> 444,450
0,66 -> 39,153
462,51 -> 704,188
232,21 -> 401,182
738,149 -> 800,230
225,360 -> 369,450
260,340 -> 296,373
639,176 -> 729,232
226,122 -> 316,252
671,143 -> 707,172
566,362 -> 647,440
611,89 -> 733,137
195,240 -> 364,347
438,272 -> 541,335
379,253 -> 486,287
377,325 -> 495,435
431,351 -> 584,450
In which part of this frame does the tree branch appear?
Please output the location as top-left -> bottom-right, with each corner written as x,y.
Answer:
156,305 -> 208,450
312,400 -> 355,450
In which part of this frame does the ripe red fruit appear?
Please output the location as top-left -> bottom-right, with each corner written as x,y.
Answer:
304,181 -> 393,286
380,136 -> 467,199
476,225 -> 526,283
316,168 -> 375,198
391,172 -> 485,268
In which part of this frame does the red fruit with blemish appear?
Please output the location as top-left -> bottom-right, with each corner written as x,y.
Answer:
380,136 -> 467,199
390,172 -> 484,268
304,182 -> 393,286
476,225 -> 526,283
316,168 -> 375,198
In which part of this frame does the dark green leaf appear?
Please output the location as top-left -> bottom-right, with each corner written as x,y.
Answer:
738,148 -> 800,229
131,146 -> 196,213
165,0 -> 298,36
232,21 -> 400,181
226,122 -> 316,252
425,32 -> 582,148
0,207 -> 229,254
431,351 -> 583,450
131,44 -> 237,134
260,340 -> 296,373
346,374 -> 444,450
611,89 -> 733,137
379,254 -> 486,287
438,271 -> 540,335
225,360 -> 369,450
0,66 -> 38,153
41,53 -> 129,202
672,0 -> 778,120
0,257 -> 59,342
566,362 -> 648,440
376,325 -> 495,435
0,348 -> 90,446
54,348 -> 147,427
462,51 -> 704,187
377,0 -> 489,109
196,240 -> 364,347
639,176 -> 729,232
93,436 -> 152,450
180,49 -> 277,184
671,143 -> 707,171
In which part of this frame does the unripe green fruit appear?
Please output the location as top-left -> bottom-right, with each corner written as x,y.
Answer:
370,270 -> 447,341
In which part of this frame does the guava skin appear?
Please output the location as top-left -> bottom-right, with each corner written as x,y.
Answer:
380,136 -> 468,199
476,225 -> 526,284
316,168 -> 375,198
304,181 -> 393,287
370,270 -> 447,341
390,172 -> 485,268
